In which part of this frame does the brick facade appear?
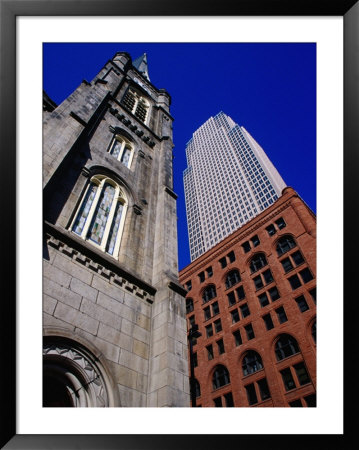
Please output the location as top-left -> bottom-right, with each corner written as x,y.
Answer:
179,187 -> 316,407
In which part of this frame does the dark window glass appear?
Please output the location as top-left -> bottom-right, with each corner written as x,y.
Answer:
236,285 -> 245,301
304,394 -> 316,407
281,257 -> 294,273
227,291 -> 236,306
268,286 -> 280,301
262,269 -> 274,284
231,309 -> 240,323
251,235 -> 260,247
206,344 -> 214,360
219,257 -> 227,269
206,324 -> 213,338
291,250 -> 304,266
250,254 -> 267,273
186,298 -> 194,314
213,397 -> 222,407
276,235 -> 296,256
245,383 -> 258,405
266,224 -> 276,236
214,319 -> 222,333
258,292 -> 269,307
198,271 -> 205,283
245,324 -> 255,340
240,303 -> 250,318
225,270 -> 241,289
188,315 -> 196,327
312,321 -> 316,343
294,362 -> 310,385
193,352 -> 198,368
275,217 -> 286,229
263,313 -> 274,330
195,379 -> 201,398
224,392 -> 234,407
212,365 -> 230,389
275,335 -> 300,361
212,301 -> 220,316
242,241 -> 251,253
309,287 -> 316,304
203,285 -> 217,303
204,306 -> 211,321
206,266 -> 213,277
217,339 -> 225,354
253,275 -> 264,290
233,329 -> 242,346
242,351 -> 263,376
276,306 -> 288,324
280,367 -> 296,391
289,399 -> 303,407
228,251 -> 236,263
185,281 -> 192,291
295,295 -> 309,312
288,274 -> 301,290
257,378 -> 271,400
300,268 -> 314,283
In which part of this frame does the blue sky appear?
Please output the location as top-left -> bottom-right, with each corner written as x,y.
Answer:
43,43 -> 316,270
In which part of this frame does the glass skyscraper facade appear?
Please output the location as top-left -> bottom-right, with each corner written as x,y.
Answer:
183,112 -> 286,261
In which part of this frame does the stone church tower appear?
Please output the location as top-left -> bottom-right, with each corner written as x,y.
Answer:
43,52 -> 189,407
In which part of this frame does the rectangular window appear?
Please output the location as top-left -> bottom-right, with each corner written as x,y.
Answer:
211,301 -> 220,316
295,295 -> 309,312
309,287 -> 316,303
224,392 -> 234,407
245,383 -> 258,405
251,235 -> 260,247
217,338 -> 225,355
280,367 -> 296,391
276,306 -> 288,324
227,291 -> 236,306
294,362 -> 311,386
206,266 -> 213,277
240,303 -> 250,318
242,241 -> 251,253
231,309 -> 240,324
185,281 -> 192,291
304,394 -> 316,407
206,344 -> 214,360
188,315 -> 196,327
266,224 -> 276,236
245,323 -> 255,340
288,274 -> 302,290
227,251 -> 236,263
263,313 -> 274,330
291,250 -> 304,266
236,285 -> 245,301
253,275 -> 264,290
214,319 -> 222,333
213,397 -> 222,407
198,271 -> 205,283
203,306 -> 211,321
233,329 -> 242,346
258,292 -> 269,307
289,399 -> 303,407
300,268 -> 314,283
281,257 -> 294,273
268,286 -> 280,301
257,378 -> 271,400
219,257 -> 227,269
205,324 -> 213,338
275,217 -> 286,229
262,269 -> 274,284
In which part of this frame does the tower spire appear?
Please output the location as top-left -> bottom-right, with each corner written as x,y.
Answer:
133,53 -> 150,81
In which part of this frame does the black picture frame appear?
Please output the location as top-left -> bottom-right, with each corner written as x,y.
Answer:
1,0 -> 357,448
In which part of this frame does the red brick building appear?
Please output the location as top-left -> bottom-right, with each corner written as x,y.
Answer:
179,187 -> 316,407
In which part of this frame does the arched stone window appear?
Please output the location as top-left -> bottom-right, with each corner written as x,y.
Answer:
249,253 -> 268,273
108,135 -> 134,169
225,269 -> 241,289
122,88 -> 149,124
242,350 -> 263,376
71,175 -> 128,258
202,285 -> 217,303
212,365 -> 230,390
275,334 -> 300,361
276,235 -> 297,256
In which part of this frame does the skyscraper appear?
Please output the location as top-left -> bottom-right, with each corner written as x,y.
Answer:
183,112 -> 286,261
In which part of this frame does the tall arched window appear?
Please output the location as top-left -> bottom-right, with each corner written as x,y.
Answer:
71,175 -> 127,258
212,365 -> 230,390
275,334 -> 300,361
276,236 -> 296,256
202,285 -> 217,303
122,88 -> 149,124
108,135 -> 134,169
250,253 -> 268,273
225,270 -> 241,289
242,351 -> 263,376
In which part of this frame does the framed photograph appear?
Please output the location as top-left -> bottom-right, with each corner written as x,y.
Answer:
1,0 -> 357,448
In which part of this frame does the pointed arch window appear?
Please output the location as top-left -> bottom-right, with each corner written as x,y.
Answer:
108,135 -> 134,169
71,175 -> 128,258
122,88 -> 149,124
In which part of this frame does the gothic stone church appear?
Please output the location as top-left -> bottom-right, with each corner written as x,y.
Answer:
43,52 -> 189,407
